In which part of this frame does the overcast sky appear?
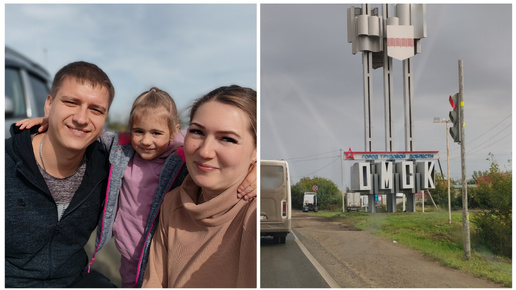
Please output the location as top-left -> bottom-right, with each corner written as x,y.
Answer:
5,3 -> 257,125
3,3 -> 513,191
261,4 -> 512,189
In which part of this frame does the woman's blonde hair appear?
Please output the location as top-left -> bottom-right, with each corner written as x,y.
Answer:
190,85 -> 256,145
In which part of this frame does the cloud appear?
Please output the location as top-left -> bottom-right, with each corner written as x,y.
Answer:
5,3 -> 257,124
261,4 -> 512,186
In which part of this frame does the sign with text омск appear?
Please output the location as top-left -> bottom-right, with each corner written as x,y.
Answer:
345,149 -> 438,193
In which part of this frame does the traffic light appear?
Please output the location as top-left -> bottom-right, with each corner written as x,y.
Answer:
449,93 -> 461,143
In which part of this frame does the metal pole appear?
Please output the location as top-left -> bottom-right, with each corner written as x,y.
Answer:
403,58 -> 414,152
383,4 -> 394,152
459,60 -> 471,260
363,51 -> 373,151
422,187 -> 424,212
446,120 -> 451,224
362,4 -> 373,152
340,149 -> 346,211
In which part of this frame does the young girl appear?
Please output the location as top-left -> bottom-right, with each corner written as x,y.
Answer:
96,87 -> 185,288
143,85 -> 257,288
16,87 -> 256,287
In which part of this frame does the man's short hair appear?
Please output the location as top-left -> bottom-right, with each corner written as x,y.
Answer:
50,61 -> 115,108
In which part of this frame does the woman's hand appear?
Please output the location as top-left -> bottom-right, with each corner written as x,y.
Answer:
237,162 -> 257,200
16,117 -> 48,132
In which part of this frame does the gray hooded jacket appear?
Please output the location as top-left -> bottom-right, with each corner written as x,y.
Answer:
88,132 -> 187,287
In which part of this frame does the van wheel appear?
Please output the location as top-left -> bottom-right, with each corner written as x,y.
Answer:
276,236 -> 286,244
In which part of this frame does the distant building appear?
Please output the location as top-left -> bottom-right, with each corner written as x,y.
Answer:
476,173 -> 510,186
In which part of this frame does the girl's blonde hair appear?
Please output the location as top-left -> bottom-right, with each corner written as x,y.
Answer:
129,87 -> 179,135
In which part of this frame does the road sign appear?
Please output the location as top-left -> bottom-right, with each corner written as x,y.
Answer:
312,185 -> 318,191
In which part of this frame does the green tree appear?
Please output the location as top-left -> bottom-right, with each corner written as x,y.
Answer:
471,154 -> 512,258
431,174 -> 463,210
291,176 -> 342,210
430,173 -> 448,207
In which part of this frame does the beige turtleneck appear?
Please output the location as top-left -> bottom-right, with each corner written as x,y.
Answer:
142,175 -> 256,288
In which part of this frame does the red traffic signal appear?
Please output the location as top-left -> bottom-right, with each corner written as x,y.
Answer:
449,95 -> 457,109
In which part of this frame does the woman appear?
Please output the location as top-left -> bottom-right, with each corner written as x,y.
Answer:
142,85 -> 257,288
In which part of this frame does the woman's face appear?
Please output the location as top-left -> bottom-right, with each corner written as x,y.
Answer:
185,100 -> 256,195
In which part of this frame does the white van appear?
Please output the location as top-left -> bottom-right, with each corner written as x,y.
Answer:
260,160 -> 291,244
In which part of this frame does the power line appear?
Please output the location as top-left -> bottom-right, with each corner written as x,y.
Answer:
450,113 -> 511,154
467,132 -> 512,156
468,123 -> 511,150
468,113 -> 511,144
291,157 -> 340,180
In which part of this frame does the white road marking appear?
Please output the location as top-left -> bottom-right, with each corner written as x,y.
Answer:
291,230 -> 340,288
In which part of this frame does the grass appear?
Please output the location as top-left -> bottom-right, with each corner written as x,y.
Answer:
310,210 -> 512,287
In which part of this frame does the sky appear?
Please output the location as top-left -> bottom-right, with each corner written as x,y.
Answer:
261,4 -> 512,190
3,3 -> 513,192
4,3 -> 257,126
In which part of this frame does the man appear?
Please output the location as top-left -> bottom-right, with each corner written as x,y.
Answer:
5,61 -> 116,287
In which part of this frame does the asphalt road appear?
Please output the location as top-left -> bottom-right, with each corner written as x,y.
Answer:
260,233 -> 330,288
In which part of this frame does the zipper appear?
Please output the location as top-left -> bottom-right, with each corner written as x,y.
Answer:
88,165 -> 114,273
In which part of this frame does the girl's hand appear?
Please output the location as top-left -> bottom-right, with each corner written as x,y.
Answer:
238,162 -> 257,200
16,117 -> 48,132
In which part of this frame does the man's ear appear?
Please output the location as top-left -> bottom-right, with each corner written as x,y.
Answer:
44,95 -> 52,119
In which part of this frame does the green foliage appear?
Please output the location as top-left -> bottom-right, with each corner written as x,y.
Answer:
430,173 -> 449,207
470,155 -> 512,258
429,174 -> 462,210
291,176 -> 342,210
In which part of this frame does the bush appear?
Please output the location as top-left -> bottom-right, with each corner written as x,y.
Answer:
470,156 -> 512,258
472,211 -> 512,258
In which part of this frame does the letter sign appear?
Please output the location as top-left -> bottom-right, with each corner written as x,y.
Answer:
416,161 -> 436,189
396,161 -> 414,190
376,161 -> 393,191
351,162 -> 371,191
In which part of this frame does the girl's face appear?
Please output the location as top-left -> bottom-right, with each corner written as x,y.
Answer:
185,100 -> 256,195
131,107 -> 177,160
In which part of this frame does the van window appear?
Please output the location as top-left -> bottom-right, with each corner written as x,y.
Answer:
5,67 -> 26,118
261,165 -> 285,190
28,72 -> 49,117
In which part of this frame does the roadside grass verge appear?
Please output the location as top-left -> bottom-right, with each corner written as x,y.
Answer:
311,210 -> 512,287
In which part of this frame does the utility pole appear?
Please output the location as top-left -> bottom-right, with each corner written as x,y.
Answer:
433,117 -> 452,224
445,120 -> 451,224
459,60 -> 471,260
340,149 -> 346,212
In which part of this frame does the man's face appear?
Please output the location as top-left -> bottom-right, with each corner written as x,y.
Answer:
44,77 -> 110,154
